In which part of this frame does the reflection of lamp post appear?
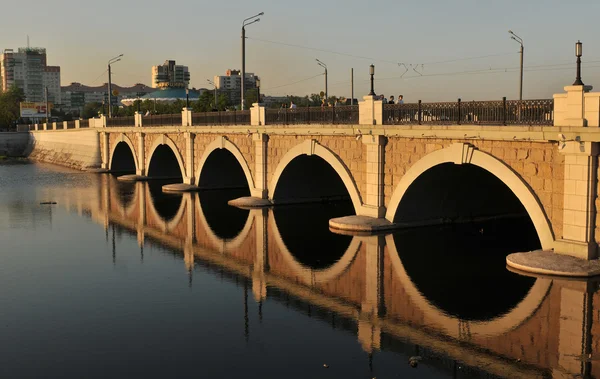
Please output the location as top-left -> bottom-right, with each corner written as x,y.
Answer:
368,64 -> 375,96
508,30 -> 524,100
316,59 -> 328,100
241,12 -> 263,110
107,54 -> 123,118
256,77 -> 261,103
573,40 -> 584,86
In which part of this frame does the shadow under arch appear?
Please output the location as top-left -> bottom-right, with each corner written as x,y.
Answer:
145,135 -> 185,179
268,140 -> 362,213
384,233 -> 552,338
109,134 -> 139,174
194,137 -> 255,191
145,183 -> 186,232
194,194 -> 254,252
268,212 -> 362,286
385,143 -> 554,250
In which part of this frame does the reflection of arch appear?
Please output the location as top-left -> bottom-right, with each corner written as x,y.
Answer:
110,176 -> 139,218
109,133 -> 139,172
195,195 -> 254,252
385,234 -> 552,338
145,134 -> 186,178
268,140 -> 362,213
268,212 -> 362,285
145,185 -> 187,232
385,143 -> 554,250
195,137 -> 255,190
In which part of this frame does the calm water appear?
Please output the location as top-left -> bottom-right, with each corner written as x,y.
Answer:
0,162 -> 598,379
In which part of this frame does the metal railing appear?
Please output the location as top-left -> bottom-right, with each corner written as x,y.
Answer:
191,110 -> 251,126
265,105 -> 359,125
143,114 -> 180,127
79,119 -> 89,128
383,98 -> 553,126
66,121 -> 76,129
106,116 -> 135,127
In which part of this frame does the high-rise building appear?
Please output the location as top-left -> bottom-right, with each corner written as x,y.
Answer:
0,47 -> 61,104
151,60 -> 190,89
213,69 -> 258,104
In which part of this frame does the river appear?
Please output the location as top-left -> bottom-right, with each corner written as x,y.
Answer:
0,161 -> 597,378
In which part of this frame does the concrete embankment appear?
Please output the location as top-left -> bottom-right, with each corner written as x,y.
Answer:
27,130 -> 101,169
0,132 -> 30,157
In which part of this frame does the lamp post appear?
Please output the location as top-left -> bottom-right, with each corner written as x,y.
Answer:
207,79 -> 217,109
573,40 -> 584,86
368,64 -> 375,96
508,30 -> 524,101
256,77 -> 261,104
107,54 -> 123,118
316,59 -> 328,100
241,12 -> 264,110
186,88 -> 190,108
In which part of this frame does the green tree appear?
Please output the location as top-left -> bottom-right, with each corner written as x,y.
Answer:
0,86 -> 24,129
81,102 -> 104,119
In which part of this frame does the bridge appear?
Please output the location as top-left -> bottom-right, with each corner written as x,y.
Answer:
48,174 -> 600,379
25,84 -> 600,264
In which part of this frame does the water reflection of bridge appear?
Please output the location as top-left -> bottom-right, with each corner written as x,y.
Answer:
58,174 -> 600,379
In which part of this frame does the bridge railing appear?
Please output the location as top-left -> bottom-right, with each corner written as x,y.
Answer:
265,105 -> 359,125
383,98 -> 554,126
191,110 -> 251,126
106,116 -> 135,127
66,121 -> 76,129
143,114 -> 180,127
79,119 -> 89,128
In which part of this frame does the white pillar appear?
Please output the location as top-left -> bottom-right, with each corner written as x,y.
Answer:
554,85 -> 594,127
136,132 -> 145,176
184,132 -> 195,185
101,132 -> 109,169
252,133 -> 269,199
251,103 -> 266,126
359,95 -> 383,125
555,141 -> 599,259
360,135 -> 386,218
181,108 -> 192,127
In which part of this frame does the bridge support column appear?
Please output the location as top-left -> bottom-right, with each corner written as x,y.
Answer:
552,280 -> 594,378
555,141 -> 599,260
184,132 -> 195,185
360,135 -> 387,218
101,132 -> 109,169
136,132 -> 145,176
229,134 -> 272,208
252,208 -> 269,301
136,182 -> 146,247
358,235 -> 384,352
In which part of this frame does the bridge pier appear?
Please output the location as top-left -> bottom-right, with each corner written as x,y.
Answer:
229,133 -> 273,208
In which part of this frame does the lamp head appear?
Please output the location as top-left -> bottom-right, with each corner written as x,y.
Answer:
576,40 -> 582,58
258,12 -> 264,16
369,64 -> 375,75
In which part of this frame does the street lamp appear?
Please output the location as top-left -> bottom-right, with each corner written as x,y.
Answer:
185,88 -> 190,108
316,59 -> 328,100
256,77 -> 261,104
207,79 -> 217,109
241,12 -> 264,110
573,40 -> 584,86
107,54 -> 123,118
508,30 -> 524,101
368,64 -> 375,96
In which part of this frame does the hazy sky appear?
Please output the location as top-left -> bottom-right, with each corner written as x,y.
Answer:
2,0 -> 600,101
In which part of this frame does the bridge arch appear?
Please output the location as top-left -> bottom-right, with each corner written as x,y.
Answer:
384,234 -> 552,337
145,185 -> 187,232
268,139 -> 362,213
109,133 -> 139,173
268,213 -> 362,285
145,134 -> 186,179
385,143 -> 554,250
195,137 -> 255,190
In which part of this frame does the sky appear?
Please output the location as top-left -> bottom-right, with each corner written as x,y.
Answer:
2,0 -> 600,101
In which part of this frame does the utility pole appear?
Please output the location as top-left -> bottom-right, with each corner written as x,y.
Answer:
316,59 -> 328,100
241,12 -> 263,110
107,54 -> 123,118
351,68 -> 354,105
509,30 -> 524,100
45,86 -> 49,122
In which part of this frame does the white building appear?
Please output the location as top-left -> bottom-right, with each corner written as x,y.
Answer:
61,82 -> 154,114
0,47 -> 61,104
151,60 -> 190,89
213,69 -> 258,104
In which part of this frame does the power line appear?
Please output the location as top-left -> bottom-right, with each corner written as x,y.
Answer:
262,73 -> 323,91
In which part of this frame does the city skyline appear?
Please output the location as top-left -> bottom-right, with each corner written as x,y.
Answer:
1,0 -> 600,101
